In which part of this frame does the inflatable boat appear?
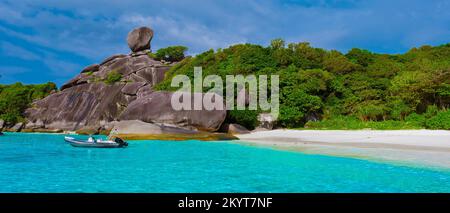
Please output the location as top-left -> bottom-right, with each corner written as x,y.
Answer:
64,136 -> 128,148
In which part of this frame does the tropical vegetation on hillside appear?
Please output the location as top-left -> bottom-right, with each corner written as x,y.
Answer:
0,82 -> 57,124
149,45 -> 188,62
1,41 -> 449,130
156,40 -> 450,130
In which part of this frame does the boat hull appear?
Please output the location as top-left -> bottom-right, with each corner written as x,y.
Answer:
64,137 -> 124,148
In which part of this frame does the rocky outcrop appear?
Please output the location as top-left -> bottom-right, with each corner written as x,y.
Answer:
25,119 -> 44,129
221,123 -> 250,135
120,91 -> 226,132
111,120 -> 237,141
0,119 -> 4,131
26,83 -> 129,130
8,122 -> 24,132
23,26 -> 228,139
121,82 -> 147,95
127,27 -> 154,52
256,113 -> 276,130
75,125 -> 101,135
81,64 -> 99,73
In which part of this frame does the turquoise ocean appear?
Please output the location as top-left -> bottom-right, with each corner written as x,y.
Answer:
0,133 -> 449,192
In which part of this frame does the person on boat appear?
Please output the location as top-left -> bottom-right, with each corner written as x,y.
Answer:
87,135 -> 96,143
108,128 -> 119,139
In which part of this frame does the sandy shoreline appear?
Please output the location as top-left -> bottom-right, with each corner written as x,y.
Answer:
235,130 -> 450,169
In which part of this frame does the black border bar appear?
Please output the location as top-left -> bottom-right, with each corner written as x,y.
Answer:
1,193 -> 450,211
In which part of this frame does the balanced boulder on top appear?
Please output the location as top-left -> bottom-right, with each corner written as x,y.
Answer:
127,27 -> 154,52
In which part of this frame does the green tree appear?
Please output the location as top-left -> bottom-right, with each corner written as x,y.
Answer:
154,46 -> 188,62
154,40 -> 450,130
346,48 -> 374,66
323,50 -> 360,74
270,38 -> 285,49
0,82 -> 56,124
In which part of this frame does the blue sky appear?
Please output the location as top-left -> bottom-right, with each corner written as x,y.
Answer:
0,0 -> 449,86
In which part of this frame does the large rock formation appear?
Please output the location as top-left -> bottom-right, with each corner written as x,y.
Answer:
220,123 -> 250,135
127,27 -> 154,52
111,120 -> 236,141
24,27 -> 227,138
8,122 -> 24,132
255,113 -> 277,131
120,91 -> 226,131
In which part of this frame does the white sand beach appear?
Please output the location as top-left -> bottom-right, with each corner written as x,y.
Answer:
236,130 -> 450,169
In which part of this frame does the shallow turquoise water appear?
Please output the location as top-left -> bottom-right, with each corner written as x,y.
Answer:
0,132 -> 449,192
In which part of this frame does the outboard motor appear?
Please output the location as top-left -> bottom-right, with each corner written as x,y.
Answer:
114,137 -> 128,147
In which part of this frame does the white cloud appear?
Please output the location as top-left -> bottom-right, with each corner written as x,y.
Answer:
0,2 -> 127,60
0,0 -> 449,84
117,14 -> 247,52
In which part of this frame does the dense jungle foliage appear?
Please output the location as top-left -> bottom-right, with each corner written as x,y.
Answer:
0,82 -> 57,124
156,40 -> 450,130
